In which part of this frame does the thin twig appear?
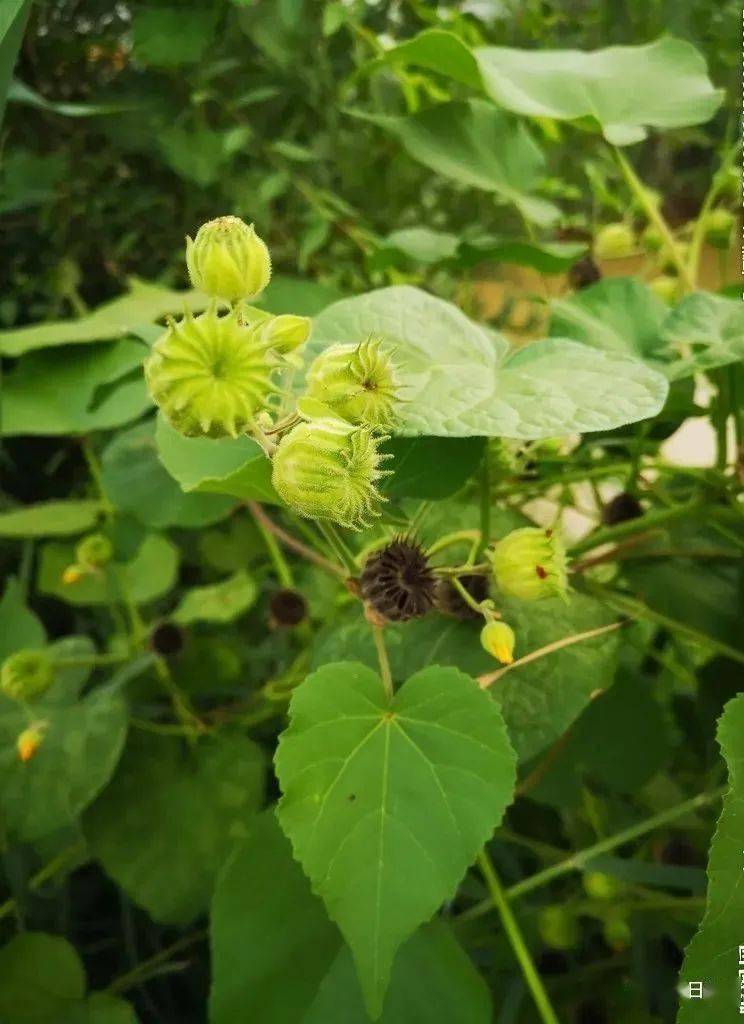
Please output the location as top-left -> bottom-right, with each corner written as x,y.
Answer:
247,502 -> 345,579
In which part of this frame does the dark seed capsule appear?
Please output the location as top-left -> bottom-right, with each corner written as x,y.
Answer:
360,537 -> 436,623
149,623 -> 185,657
568,255 -> 601,290
602,492 -> 643,526
269,588 -> 308,628
435,574 -> 489,621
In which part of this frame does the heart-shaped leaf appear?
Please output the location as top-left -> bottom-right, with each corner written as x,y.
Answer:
275,662 -> 516,1016
310,286 -> 668,439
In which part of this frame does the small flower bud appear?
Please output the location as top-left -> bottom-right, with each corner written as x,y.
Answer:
1,650 -> 54,703
261,314 -> 312,355
271,416 -> 391,530
594,223 -> 635,261
703,208 -> 734,250
62,565 -> 86,585
488,527 -> 569,602
186,216 -> 271,302
480,620 -> 516,664
305,336 -> 400,431
75,532 -> 113,569
144,306 -> 280,438
538,906 -> 579,951
16,723 -> 47,762
641,224 -> 664,252
648,274 -> 679,304
583,872 -> 620,901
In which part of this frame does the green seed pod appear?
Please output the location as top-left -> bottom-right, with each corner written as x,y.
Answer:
648,274 -> 679,304
594,222 -> 635,261
583,872 -> 620,901
186,216 -> 271,302
271,416 -> 391,530
260,314 -> 312,355
488,527 -> 569,601
305,336 -> 400,431
144,306 -> 280,438
75,532 -> 113,569
641,224 -> 664,253
602,911 -> 631,950
1,650 -> 54,703
538,906 -> 580,951
703,208 -> 734,250
480,620 -> 516,664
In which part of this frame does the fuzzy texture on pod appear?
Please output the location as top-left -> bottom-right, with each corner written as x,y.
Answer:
186,216 -> 271,302
480,620 -> 516,664
488,527 -> 569,601
360,537 -> 436,623
593,222 -> 635,260
271,416 -> 391,530
144,306 -> 281,439
305,336 -> 400,431
75,532 -> 113,568
1,650 -> 54,703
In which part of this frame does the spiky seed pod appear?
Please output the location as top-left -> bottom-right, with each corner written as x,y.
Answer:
480,620 -> 516,664
435,574 -> 489,620
305,336 -> 400,431
1,650 -> 54,703
593,222 -> 635,261
75,532 -> 113,569
567,255 -> 601,290
144,306 -> 280,439
602,492 -> 643,526
186,216 -> 271,302
360,537 -> 436,622
488,527 -> 569,602
271,416 -> 391,530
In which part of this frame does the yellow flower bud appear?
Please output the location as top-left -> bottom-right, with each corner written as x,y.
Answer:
480,620 -> 516,664
16,723 -> 47,762
1,650 -> 54,703
62,565 -> 86,585
488,527 -> 569,602
144,306 -> 280,439
186,216 -> 271,302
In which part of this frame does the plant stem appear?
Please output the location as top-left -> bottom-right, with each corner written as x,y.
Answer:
426,530 -> 481,559
568,500 -> 702,556
316,520 -> 358,576
452,576 -> 488,617
81,437 -> 115,519
253,507 -> 294,588
479,453 -> 491,555
0,841 -> 85,923
477,849 -> 560,1024
107,929 -> 207,995
613,147 -> 695,291
373,624 -> 393,700
247,503 -> 345,579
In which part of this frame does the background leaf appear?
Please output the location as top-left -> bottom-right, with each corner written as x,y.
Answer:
0,501 -> 102,538
0,933 -> 85,1023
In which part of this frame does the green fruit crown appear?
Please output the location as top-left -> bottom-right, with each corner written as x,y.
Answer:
144,305 -> 282,439
305,336 -> 400,431
271,415 -> 392,530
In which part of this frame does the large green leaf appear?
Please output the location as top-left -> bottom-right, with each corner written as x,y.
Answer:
275,662 -> 516,1016
0,500 -> 102,538
0,665 -> 128,842
0,279 -> 208,357
132,5 -> 219,66
381,437 -> 485,500
85,732 -> 265,925
355,100 -> 558,225
0,933 -> 85,1023
0,0 -> 30,127
155,414 -> 278,503
172,571 -> 258,625
101,421 -> 235,529
311,286 -> 668,439
210,811 -> 491,1024
661,292 -> 744,381
0,577 -> 45,661
379,31 -> 723,144
310,592 -> 620,763
1,340 -> 151,436
38,533 -> 179,607
677,693 -> 744,1022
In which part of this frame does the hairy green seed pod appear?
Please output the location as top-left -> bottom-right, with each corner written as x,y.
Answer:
1,649 -> 54,703
186,216 -> 271,302
305,336 -> 400,430
75,532 -> 113,569
593,222 -> 635,261
488,527 -> 569,601
144,306 -> 280,439
272,416 -> 391,530
703,208 -> 734,250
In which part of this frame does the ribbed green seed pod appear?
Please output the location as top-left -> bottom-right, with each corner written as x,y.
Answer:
305,336 -> 400,431
488,526 -> 569,601
271,416 -> 391,530
1,649 -> 54,703
144,306 -> 280,438
186,216 -> 271,302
